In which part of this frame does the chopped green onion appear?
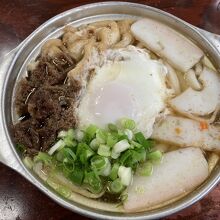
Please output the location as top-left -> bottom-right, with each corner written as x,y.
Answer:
123,148 -> 146,168
134,132 -> 146,144
75,130 -> 84,141
85,124 -> 98,141
48,139 -> 65,155
120,193 -> 128,203
136,162 -> 153,176
134,132 -> 154,150
56,151 -> 65,162
107,133 -> 118,148
131,148 -> 145,163
77,143 -> 94,164
69,166 -> 84,185
63,136 -> 77,148
57,186 -> 71,198
146,150 -> 163,162
117,130 -> 129,141
84,171 -> 103,194
91,155 -> 111,176
96,129 -> 107,144
109,163 -> 119,180
113,140 -> 130,153
23,156 -> 33,169
46,177 -> 71,198
119,150 -> 132,165
124,129 -> 133,140
111,151 -> 120,159
34,152 -> 52,165
118,166 -> 132,186
112,140 -> 130,159
63,159 -> 75,172
109,178 -> 124,193
62,148 -> 76,162
136,147 -> 146,162
58,129 -> 74,141
30,118 -> 159,198
108,123 -> 118,132
101,158 -> 111,176
131,140 -> 142,148
98,145 -> 111,157
145,139 -> 155,150
67,128 -> 75,138
119,118 -> 136,130
90,138 -> 99,150
91,155 -> 106,170
47,177 -> 60,190
58,186 -> 71,198
16,143 -> 26,154
58,130 -> 68,138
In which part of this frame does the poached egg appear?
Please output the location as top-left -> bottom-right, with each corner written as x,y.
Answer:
77,46 -> 171,137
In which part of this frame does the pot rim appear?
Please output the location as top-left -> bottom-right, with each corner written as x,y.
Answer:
1,2 -> 220,220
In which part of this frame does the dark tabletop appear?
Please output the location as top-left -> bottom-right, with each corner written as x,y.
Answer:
0,0 -> 220,220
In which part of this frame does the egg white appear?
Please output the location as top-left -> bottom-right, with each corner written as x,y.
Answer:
77,46 -> 171,137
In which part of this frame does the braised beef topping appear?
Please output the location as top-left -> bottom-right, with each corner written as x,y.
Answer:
13,52 -> 79,153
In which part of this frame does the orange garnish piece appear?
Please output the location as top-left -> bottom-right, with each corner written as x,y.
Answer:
200,121 -> 208,131
175,127 -> 181,135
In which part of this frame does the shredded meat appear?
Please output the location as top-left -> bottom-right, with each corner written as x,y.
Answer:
13,52 -> 79,152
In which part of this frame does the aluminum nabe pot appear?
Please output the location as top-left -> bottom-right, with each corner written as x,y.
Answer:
0,2 -> 220,219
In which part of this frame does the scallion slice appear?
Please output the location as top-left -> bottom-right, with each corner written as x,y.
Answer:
118,166 -> 132,186
136,161 -> 153,176
111,151 -> 120,160
90,138 -> 99,150
85,124 -> 98,141
91,155 -> 111,176
63,136 -> 77,148
101,158 -> 111,176
119,150 -> 132,165
96,129 -> 107,144
63,159 -> 75,172
147,150 -> 163,162
77,143 -> 94,164
84,171 -> 103,194
111,139 -> 130,159
57,186 -> 72,198
124,129 -> 133,140
69,166 -> 84,185
48,139 -> 65,155
56,151 -> 65,162
23,156 -> 33,169
134,132 -> 154,150
108,123 -> 118,132
107,133 -> 118,148
75,130 -> 84,142
98,145 -> 111,157
109,178 -> 124,194
131,140 -> 142,148
67,128 -> 75,138
109,163 -> 119,180
119,118 -> 136,130
34,152 -> 52,165
58,130 -> 68,138
62,148 -> 76,162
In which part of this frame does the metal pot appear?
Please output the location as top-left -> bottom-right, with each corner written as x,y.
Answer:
0,2 -> 220,219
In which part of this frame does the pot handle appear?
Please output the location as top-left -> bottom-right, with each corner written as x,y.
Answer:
0,47 -> 24,172
197,28 -> 220,54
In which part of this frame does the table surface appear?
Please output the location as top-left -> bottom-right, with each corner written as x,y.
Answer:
0,0 -> 220,219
